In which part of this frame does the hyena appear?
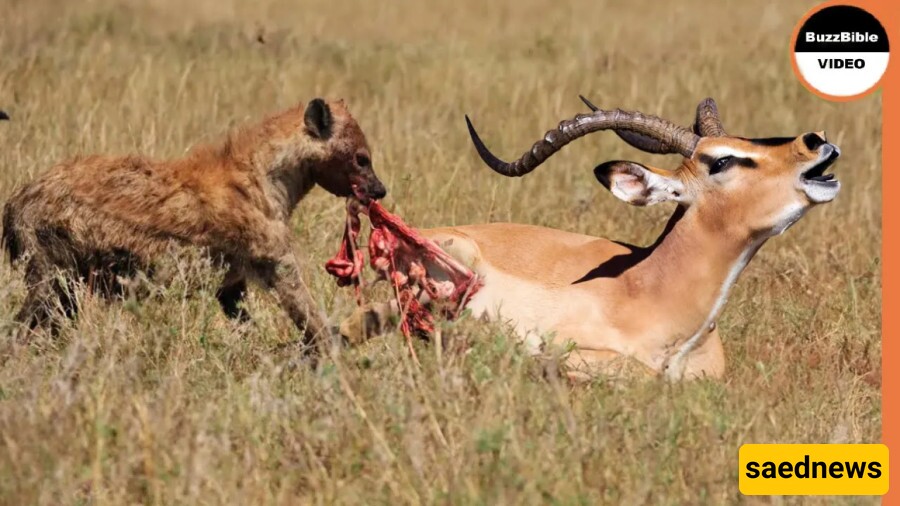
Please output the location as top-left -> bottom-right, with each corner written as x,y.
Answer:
1,98 -> 386,350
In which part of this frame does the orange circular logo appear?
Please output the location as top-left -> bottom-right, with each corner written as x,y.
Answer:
791,2 -> 890,101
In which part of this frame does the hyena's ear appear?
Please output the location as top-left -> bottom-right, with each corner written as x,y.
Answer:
594,161 -> 687,206
304,99 -> 332,139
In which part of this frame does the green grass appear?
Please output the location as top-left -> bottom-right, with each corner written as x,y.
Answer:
0,0 -> 881,503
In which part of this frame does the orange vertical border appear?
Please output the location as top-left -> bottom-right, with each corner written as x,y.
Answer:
796,1 -> 896,502
861,0 -> 900,503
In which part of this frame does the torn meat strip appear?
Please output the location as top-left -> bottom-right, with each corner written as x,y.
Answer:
325,200 -> 482,336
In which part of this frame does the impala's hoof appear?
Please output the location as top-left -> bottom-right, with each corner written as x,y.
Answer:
339,302 -> 394,346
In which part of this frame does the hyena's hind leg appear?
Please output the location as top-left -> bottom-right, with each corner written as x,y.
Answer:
216,265 -> 251,323
14,282 -> 55,333
12,257 -> 79,341
8,221 -> 94,341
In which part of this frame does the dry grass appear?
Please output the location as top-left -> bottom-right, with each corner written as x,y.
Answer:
0,0 -> 882,504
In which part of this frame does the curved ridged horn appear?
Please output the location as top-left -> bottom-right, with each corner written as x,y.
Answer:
693,97 -> 726,137
466,107 -> 698,178
579,95 -> 676,154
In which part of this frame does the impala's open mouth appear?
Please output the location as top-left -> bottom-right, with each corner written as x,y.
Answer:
800,145 -> 841,203
801,146 -> 840,186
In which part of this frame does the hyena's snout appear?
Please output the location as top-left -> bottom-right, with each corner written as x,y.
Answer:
365,177 -> 387,200
352,174 -> 387,202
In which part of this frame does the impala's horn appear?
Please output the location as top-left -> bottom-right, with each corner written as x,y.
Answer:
579,95 -> 676,155
466,104 -> 698,177
580,95 -> 727,151
693,97 -> 726,137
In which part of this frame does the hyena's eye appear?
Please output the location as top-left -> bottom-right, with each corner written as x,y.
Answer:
356,154 -> 371,167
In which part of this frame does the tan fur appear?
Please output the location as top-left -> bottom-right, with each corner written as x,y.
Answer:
343,132 -> 839,381
2,98 -> 385,350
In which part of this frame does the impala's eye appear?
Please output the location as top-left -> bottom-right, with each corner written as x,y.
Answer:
709,155 -> 734,175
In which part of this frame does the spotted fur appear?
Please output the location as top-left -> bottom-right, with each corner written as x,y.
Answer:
2,98 -> 386,349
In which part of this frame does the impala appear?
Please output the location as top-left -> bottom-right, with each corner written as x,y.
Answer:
344,98 -> 840,380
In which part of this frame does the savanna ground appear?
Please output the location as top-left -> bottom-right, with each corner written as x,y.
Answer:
0,0 -> 883,504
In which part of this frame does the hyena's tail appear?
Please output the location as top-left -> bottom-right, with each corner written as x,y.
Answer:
2,201 -> 23,263
0,112 -> 18,263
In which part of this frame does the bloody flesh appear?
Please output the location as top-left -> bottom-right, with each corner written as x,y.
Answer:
325,200 -> 482,337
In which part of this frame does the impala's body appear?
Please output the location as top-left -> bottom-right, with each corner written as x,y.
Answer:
421,220 -> 728,379
343,97 -> 840,380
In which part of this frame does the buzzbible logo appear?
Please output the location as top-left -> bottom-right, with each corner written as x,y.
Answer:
791,3 -> 889,100
739,444 -> 889,495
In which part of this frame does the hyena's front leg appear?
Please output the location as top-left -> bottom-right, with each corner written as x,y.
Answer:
252,250 -> 331,353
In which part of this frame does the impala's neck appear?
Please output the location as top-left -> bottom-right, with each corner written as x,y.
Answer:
629,204 -> 766,376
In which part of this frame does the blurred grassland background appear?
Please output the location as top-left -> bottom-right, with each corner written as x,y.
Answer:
0,0 -> 882,504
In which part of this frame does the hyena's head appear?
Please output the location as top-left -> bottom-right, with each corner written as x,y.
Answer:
301,98 -> 387,203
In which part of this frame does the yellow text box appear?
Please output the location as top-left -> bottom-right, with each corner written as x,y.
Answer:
739,444 -> 889,495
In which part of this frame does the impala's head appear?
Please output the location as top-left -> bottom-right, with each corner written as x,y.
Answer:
465,97 -> 840,237
301,98 -> 387,203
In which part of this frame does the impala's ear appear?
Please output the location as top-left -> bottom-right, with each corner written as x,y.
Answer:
304,98 -> 333,139
594,161 -> 687,206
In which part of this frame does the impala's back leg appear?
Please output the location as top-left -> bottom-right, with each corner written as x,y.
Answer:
339,301 -> 398,346
564,349 -> 657,382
